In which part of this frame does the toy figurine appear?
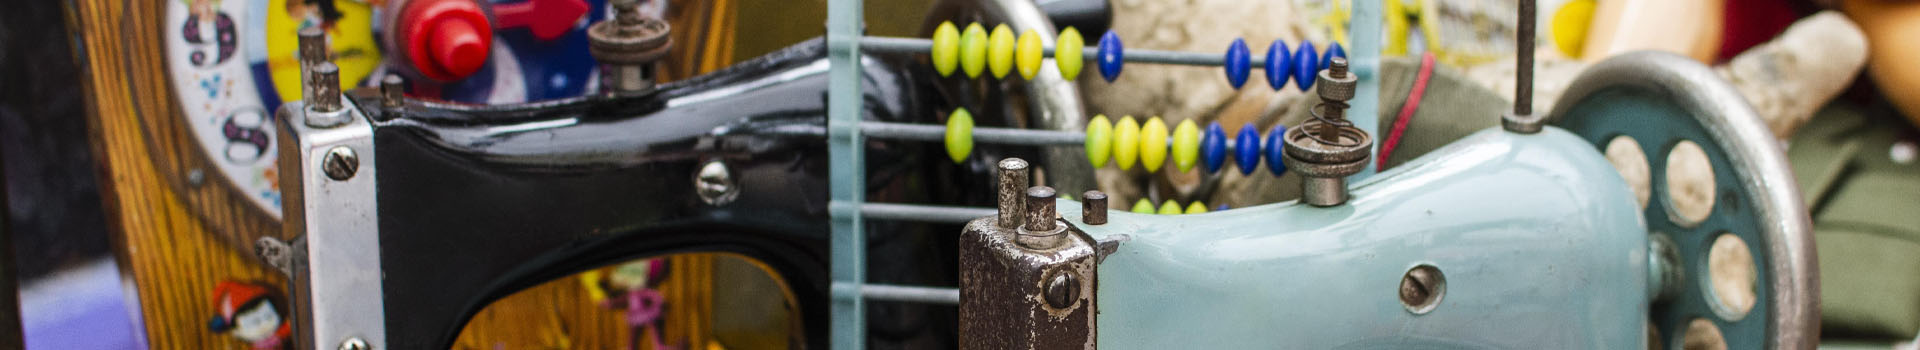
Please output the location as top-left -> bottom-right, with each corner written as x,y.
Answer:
207,281 -> 291,349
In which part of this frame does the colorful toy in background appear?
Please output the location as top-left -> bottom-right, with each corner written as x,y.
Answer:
207,281 -> 292,350
583,259 -> 676,350
378,0 -> 607,104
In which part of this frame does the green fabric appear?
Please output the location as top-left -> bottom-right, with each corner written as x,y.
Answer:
1789,103 -> 1920,340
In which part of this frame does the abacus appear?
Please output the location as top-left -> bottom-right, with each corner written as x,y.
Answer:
860,21 -> 1348,90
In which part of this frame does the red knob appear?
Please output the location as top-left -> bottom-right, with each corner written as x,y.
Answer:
400,0 -> 492,81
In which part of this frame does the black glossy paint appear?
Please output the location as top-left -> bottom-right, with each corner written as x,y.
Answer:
357,38 -> 978,348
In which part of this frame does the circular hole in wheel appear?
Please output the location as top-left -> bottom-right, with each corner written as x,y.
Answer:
1665,140 -> 1716,226
1705,232 -> 1757,320
1681,318 -> 1727,350
1605,135 -> 1652,210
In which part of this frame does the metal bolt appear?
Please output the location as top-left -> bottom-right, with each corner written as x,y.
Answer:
338,337 -> 370,350
256,237 -> 294,276
1399,264 -> 1446,314
1328,57 -> 1349,79
695,160 -> 739,205
1043,270 -> 1079,309
996,158 -> 1030,229
1023,186 -> 1057,232
381,74 -> 405,109
310,63 -> 342,112
1081,190 -> 1107,225
323,146 -> 358,181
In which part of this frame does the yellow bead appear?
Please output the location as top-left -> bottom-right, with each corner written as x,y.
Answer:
945,108 -> 974,163
1084,115 -> 1112,168
1140,117 -> 1170,172
961,23 -> 988,78
1131,198 -> 1155,214
989,24 -> 1016,78
931,22 -> 960,76
1113,116 -> 1141,170
1551,0 -> 1596,58
1016,29 -> 1044,79
1185,201 -> 1209,214
1157,201 -> 1182,215
1059,193 -> 1072,201
1171,119 -> 1201,172
1056,27 -> 1085,80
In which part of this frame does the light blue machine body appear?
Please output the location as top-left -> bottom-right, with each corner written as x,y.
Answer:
1062,127 -> 1650,349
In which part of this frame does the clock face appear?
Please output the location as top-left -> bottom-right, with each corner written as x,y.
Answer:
163,0 -> 386,218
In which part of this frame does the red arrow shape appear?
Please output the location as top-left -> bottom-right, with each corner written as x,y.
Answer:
493,0 -> 589,41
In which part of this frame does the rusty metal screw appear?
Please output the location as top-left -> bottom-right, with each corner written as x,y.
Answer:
1399,265 -> 1446,314
1044,270 -> 1079,309
323,146 -> 358,181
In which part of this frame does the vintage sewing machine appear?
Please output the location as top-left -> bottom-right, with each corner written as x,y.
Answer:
263,0 -> 1817,349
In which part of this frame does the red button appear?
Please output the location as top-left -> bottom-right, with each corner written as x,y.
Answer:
400,0 -> 492,81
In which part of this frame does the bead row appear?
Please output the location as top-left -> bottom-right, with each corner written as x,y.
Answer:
1129,198 -> 1212,215
1083,115 -> 1290,175
927,21 -> 1347,91
942,108 -> 1292,176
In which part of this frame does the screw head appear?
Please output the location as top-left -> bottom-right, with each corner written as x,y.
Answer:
338,337 -> 370,350
323,146 -> 359,181
695,160 -> 738,205
1043,270 -> 1080,309
186,168 -> 206,187
1399,264 -> 1446,314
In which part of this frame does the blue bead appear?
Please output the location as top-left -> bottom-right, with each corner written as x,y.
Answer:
1265,124 -> 1289,175
1234,122 -> 1260,175
1322,41 -> 1346,67
1098,31 -> 1124,82
1202,122 -> 1228,173
1216,203 -> 1230,211
1223,38 -> 1251,89
1293,40 -> 1319,91
1264,39 -> 1290,90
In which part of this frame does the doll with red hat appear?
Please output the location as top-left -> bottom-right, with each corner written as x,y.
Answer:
207,280 -> 292,349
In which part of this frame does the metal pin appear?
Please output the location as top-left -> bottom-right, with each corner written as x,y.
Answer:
309,63 -> 341,113
381,74 -> 405,108
996,158 -> 1030,229
1081,190 -> 1107,225
1023,186 -> 1058,232
298,27 -> 327,104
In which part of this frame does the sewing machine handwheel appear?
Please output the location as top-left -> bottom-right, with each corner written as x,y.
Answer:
1550,52 -> 1817,349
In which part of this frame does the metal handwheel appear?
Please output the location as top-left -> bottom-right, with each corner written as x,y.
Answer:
1550,51 -> 1819,350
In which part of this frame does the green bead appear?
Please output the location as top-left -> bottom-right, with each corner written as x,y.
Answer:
1171,119 -> 1201,172
1016,29 -> 1044,80
945,108 -> 974,163
931,22 -> 960,77
1059,193 -> 1072,201
961,23 -> 988,78
1140,117 -> 1170,172
1131,198 -> 1155,214
1113,116 -> 1141,170
1157,200 -> 1182,215
1056,27 -> 1085,80
1185,201 -> 1209,214
1085,115 -> 1112,168
989,25 -> 1015,78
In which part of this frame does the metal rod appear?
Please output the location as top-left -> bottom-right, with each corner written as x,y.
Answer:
862,284 -> 959,304
1351,0 -> 1382,178
863,121 -> 1084,146
858,36 -> 1267,68
1515,0 -> 1535,116
861,203 -> 997,224
824,0 -> 865,346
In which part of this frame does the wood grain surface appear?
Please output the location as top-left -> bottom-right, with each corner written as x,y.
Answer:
70,0 -> 740,348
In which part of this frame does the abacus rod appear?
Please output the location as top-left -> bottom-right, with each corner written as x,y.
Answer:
858,36 -> 1266,67
861,203 -> 998,224
862,284 -> 959,304
862,121 -> 1085,146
